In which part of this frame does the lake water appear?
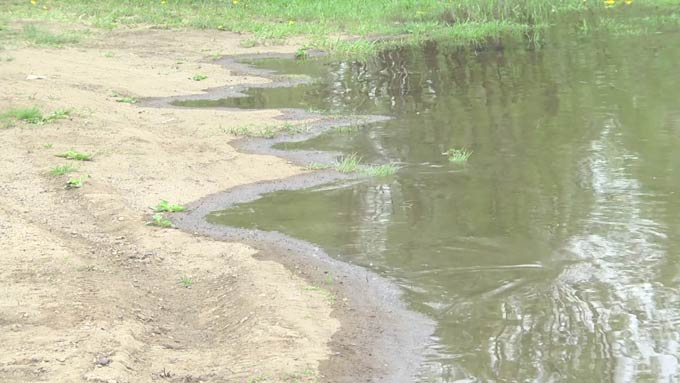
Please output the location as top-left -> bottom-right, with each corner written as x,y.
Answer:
192,17 -> 680,383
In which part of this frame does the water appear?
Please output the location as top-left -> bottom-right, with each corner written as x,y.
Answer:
203,21 -> 680,382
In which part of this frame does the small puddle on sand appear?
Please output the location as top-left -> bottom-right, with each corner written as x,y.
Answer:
190,20 -> 680,382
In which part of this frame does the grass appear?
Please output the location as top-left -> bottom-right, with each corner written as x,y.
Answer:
179,275 -> 193,288
334,153 -> 361,173
226,121 -> 310,137
115,96 -> 138,104
149,213 -> 173,228
445,148 -> 473,163
191,74 -> 208,81
3,0 -> 678,57
20,25 -> 83,47
65,175 -> 87,189
361,163 -> 400,177
50,164 -> 76,176
334,125 -> 360,134
306,162 -> 331,171
152,199 -> 186,212
56,149 -> 93,161
0,107 -> 70,127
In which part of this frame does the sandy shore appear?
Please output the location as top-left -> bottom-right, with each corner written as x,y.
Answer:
0,28 -> 431,383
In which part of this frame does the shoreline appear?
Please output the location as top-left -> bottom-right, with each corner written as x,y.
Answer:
154,53 -> 435,382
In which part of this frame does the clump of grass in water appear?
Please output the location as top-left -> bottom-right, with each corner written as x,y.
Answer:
335,153 -> 361,173
149,213 -> 173,228
50,164 -> 77,176
445,148 -> 473,163
361,163 -> 399,177
334,125 -> 360,134
224,125 -> 276,138
294,47 -> 309,59
152,199 -> 186,212
56,149 -> 93,161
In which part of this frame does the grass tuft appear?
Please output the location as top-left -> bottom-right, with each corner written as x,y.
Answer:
65,175 -> 87,189
115,96 -> 138,104
56,149 -> 93,161
445,148 -> 473,163
50,164 -> 77,176
306,162 -> 331,170
179,275 -> 193,288
191,74 -> 208,81
152,199 -> 186,212
361,163 -> 399,177
22,25 -> 81,47
335,153 -> 361,173
149,213 -> 173,228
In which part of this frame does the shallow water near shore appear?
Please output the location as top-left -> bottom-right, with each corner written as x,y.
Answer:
201,20 -> 680,382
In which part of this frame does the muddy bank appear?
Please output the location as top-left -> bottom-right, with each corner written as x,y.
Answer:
153,54 -> 435,382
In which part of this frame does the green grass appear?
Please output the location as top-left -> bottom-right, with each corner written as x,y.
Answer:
65,175 -> 87,189
21,24 -> 82,46
56,149 -> 93,161
191,74 -> 208,81
152,199 -> 186,212
3,0 -> 678,57
306,162 -> 331,171
361,163 -> 400,177
446,148 -> 473,163
115,96 -> 138,104
50,164 -> 76,176
149,213 -> 173,228
179,275 -> 193,288
0,107 -> 70,126
334,125 -> 360,134
223,124 -> 278,138
335,153 -> 361,173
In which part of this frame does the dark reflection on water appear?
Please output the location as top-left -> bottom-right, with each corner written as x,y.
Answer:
207,23 -> 680,382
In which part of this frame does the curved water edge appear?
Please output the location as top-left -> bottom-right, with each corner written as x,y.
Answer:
142,53 -> 435,382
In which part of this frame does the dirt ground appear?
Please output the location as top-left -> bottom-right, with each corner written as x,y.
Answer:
0,28 -> 340,383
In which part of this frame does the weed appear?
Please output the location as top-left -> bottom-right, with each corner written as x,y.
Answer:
295,47 -> 309,59
65,175 -> 87,189
239,38 -> 258,48
115,97 -> 138,104
1,106 -> 43,124
152,199 -> 186,212
56,149 -> 92,161
335,153 -> 361,173
179,275 -> 193,288
149,213 -> 173,228
224,125 -> 276,138
361,163 -> 399,177
208,53 -> 221,60
43,143 -> 53,149
50,164 -> 76,176
445,148 -> 473,163
306,162 -> 330,170
334,125 -> 360,134
281,122 -> 308,134
22,25 -> 81,47
103,51 -> 114,57
191,74 -> 208,81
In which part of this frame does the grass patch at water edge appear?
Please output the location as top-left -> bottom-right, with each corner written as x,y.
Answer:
3,0 -> 678,57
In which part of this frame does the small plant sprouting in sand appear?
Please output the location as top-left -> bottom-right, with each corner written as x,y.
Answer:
152,200 -> 186,212
50,164 -> 76,176
224,125 -> 276,138
306,162 -> 331,171
43,143 -> 53,149
179,275 -> 193,288
115,96 -> 138,104
445,148 -> 473,163
56,150 -> 92,161
65,175 -> 87,189
361,163 -> 399,177
191,74 -> 208,81
335,153 -> 361,173
149,213 -> 173,228
1,107 -> 70,126
239,38 -> 258,48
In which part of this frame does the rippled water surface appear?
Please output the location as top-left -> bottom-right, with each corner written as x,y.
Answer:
202,19 -> 680,382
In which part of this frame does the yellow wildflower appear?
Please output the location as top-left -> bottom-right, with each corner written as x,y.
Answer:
624,0 -> 633,4
31,0 -> 36,5
604,0 -> 616,6
288,20 -> 295,25
232,0 -> 238,5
